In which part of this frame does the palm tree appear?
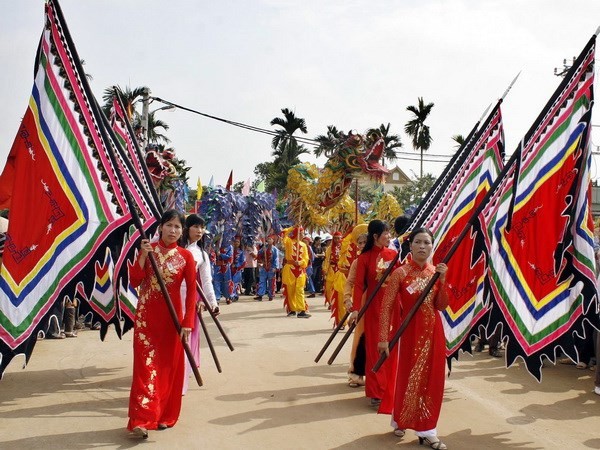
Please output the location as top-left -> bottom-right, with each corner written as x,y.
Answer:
270,108 -> 309,165
367,123 -> 402,164
146,111 -> 171,144
101,85 -> 148,119
404,97 -> 435,177
314,125 -> 346,158
451,134 -> 465,150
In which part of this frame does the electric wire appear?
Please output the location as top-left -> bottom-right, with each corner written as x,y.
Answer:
150,96 -> 456,161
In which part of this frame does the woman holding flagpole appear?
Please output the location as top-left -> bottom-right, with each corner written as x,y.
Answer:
180,214 -> 219,395
377,227 -> 449,449
351,219 -> 399,407
127,210 -> 197,439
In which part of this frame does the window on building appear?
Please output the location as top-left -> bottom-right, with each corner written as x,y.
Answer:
392,172 -> 400,181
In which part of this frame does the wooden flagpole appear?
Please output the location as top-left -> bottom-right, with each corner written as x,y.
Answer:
195,280 -> 234,351
198,309 -> 222,372
325,251 -> 401,365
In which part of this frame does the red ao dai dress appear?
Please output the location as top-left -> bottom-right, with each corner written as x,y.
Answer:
378,260 -> 449,432
127,240 -> 197,431
352,245 -> 399,400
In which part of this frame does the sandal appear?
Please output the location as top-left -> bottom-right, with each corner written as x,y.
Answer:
576,362 -> 588,370
131,426 -> 148,439
419,436 -> 447,449
393,428 -> 405,437
347,372 -> 361,387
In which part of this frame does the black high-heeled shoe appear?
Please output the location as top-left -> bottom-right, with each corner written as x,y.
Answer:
419,436 -> 447,449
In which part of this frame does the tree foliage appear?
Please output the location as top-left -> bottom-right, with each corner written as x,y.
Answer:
390,174 -> 436,212
254,108 -> 309,196
451,134 -> 465,149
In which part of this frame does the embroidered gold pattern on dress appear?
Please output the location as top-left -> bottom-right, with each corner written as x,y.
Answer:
379,266 -> 409,341
379,262 -> 440,427
375,255 -> 391,282
132,243 -> 187,414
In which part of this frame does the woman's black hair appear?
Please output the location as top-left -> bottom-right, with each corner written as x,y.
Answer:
181,214 -> 208,257
160,209 -> 185,226
185,214 -> 205,229
394,215 -> 411,235
363,219 -> 390,253
408,227 -> 434,244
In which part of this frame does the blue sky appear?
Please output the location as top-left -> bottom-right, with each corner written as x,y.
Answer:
1,0 -> 600,187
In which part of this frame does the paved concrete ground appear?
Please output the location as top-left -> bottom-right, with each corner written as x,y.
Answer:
1,294 -> 599,449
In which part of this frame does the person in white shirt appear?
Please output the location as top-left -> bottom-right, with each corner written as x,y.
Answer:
181,214 -> 218,395
242,244 -> 258,295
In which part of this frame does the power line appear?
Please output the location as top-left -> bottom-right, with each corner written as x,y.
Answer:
151,96 -> 320,146
150,96 -> 455,161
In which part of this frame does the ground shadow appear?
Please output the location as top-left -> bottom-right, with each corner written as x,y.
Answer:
1,427 -> 147,450
0,366 -> 130,405
209,394 -> 379,434
215,379 -> 354,404
332,428 -> 540,449
273,361 -> 352,381
506,390 -> 600,424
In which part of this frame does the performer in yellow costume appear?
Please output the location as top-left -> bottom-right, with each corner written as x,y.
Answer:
281,226 -> 310,318
331,224 -> 368,327
322,232 -> 342,308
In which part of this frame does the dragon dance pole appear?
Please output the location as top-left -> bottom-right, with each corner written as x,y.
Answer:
354,178 -> 359,225
325,250 -> 400,365
314,309 -> 350,363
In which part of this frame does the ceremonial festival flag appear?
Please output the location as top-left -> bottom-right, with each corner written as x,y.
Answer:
109,93 -> 161,326
424,103 -> 506,358
197,177 -> 203,200
225,170 -> 234,191
0,0 -> 156,376
242,178 -> 251,196
480,34 -> 598,380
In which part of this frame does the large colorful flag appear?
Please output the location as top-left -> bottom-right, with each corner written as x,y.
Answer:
0,0 -> 155,375
109,94 -> 161,328
422,103 -> 505,359
480,34 -> 598,380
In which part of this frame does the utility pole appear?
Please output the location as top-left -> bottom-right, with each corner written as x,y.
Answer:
553,57 -> 576,78
141,87 -> 150,149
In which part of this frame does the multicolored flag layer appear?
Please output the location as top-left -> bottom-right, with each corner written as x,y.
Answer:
109,95 -> 161,327
0,0 -> 155,376
403,116 -> 484,240
481,35 -> 597,380
425,104 -> 505,358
